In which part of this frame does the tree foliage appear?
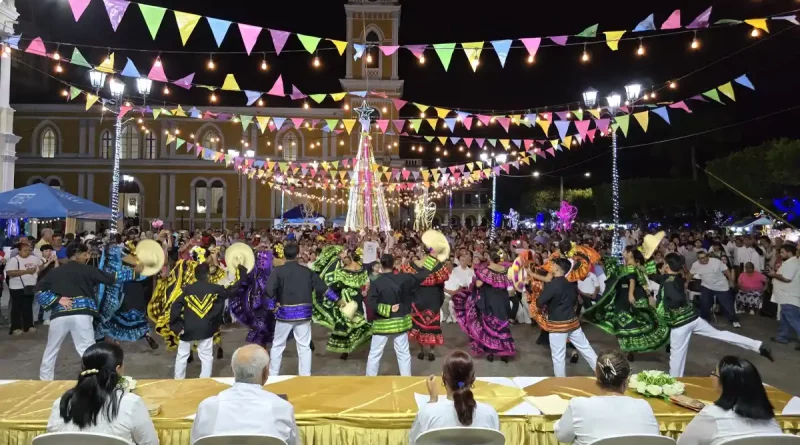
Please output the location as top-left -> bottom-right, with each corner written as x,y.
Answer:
706,138 -> 800,198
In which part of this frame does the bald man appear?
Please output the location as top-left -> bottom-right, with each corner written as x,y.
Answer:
191,345 -> 298,445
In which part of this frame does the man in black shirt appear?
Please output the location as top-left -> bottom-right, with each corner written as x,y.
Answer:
537,257 -> 598,377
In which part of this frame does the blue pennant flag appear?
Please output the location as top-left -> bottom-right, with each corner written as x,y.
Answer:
244,90 -> 262,106
652,107 -> 670,124
490,39 -> 512,67
733,74 -> 755,90
272,117 -> 287,129
633,14 -> 656,32
121,58 -> 140,78
554,120 -> 571,140
206,18 -> 232,48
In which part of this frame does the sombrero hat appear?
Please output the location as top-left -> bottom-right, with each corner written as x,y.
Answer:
134,239 -> 165,277
225,242 -> 256,274
641,231 -> 666,260
341,300 -> 358,321
421,229 -> 450,262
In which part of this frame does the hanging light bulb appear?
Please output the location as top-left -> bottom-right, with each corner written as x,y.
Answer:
210,92 -> 217,102
303,102 -> 310,109
261,59 -> 268,71
366,53 -> 373,63
339,140 -> 345,146
419,111 -> 426,118
55,63 -> 63,73
637,39 -> 645,56
418,55 -> 425,64
669,81 -> 677,89
190,133 -> 195,139
154,58 -> 162,67
313,56 -> 321,67
581,45 -> 590,62
650,91 -> 657,99
381,106 -> 387,113
527,54 -> 534,64
751,28 -> 760,38
691,32 -> 699,49
344,103 -> 350,111
207,55 -> 215,70
140,125 -> 146,131
52,50 -> 61,61
162,86 -> 170,95
137,117 -> 143,124
61,89 -> 69,97
257,98 -> 265,107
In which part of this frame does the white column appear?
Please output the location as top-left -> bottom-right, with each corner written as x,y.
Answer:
0,36 -> 19,192
77,174 -> 85,197
87,121 -> 96,157
159,174 -> 167,220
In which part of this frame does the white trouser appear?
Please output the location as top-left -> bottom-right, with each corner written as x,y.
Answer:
39,315 -> 95,381
174,338 -> 214,379
269,320 -> 312,376
669,317 -> 762,377
366,332 -> 411,376
549,328 -> 598,378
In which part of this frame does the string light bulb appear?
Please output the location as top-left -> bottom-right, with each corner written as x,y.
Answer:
313,56 -> 320,67
162,86 -> 170,95
637,39 -> 645,56
55,63 -> 63,73
344,103 -> 350,111
52,51 -> 60,61
581,45 -> 590,62
751,28 -> 760,38
366,53 -> 373,63
210,92 -> 217,102
690,32 -> 699,50
527,54 -> 535,64
303,102 -> 309,109
419,111 -> 426,118
669,81 -> 677,89
207,55 -> 215,70
257,98 -> 265,106
261,59 -> 268,71
418,55 -> 425,64
381,106 -> 387,113
61,89 -> 69,97
137,117 -> 143,124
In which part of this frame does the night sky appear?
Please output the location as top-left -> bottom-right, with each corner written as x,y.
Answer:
12,0 -> 800,210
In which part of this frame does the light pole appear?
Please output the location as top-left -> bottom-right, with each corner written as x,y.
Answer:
175,201 -> 189,230
583,83 -> 640,257
107,77 -> 124,233
481,152 -> 507,241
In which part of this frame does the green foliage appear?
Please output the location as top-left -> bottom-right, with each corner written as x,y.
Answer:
706,138 -> 800,197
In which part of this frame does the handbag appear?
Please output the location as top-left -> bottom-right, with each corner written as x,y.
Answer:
14,257 -> 37,297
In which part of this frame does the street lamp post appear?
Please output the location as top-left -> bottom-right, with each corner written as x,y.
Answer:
583,83 -> 640,257
107,77 -> 125,233
175,201 -> 189,230
481,152 -> 507,241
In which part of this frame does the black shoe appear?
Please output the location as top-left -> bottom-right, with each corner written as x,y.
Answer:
666,344 -> 671,354
627,352 -> 635,362
760,346 -> 774,362
427,353 -> 435,362
570,353 -> 579,364
501,356 -> 509,363
187,351 -> 194,364
145,335 -> 158,350
417,351 -> 425,360
770,337 -> 789,345
340,353 -> 348,360
310,340 -> 315,352
216,347 -> 224,360
487,354 -> 494,363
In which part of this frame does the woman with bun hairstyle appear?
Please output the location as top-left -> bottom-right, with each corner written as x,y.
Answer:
46,342 -> 158,444
409,350 -> 500,445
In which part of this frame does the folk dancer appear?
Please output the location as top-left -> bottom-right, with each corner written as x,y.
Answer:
170,263 -> 246,378
267,241 -> 337,376
537,257 -> 599,377
654,253 -> 773,377
228,249 -> 276,348
36,244 -> 143,380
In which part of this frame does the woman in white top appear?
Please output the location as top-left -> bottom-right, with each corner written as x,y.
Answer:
46,343 -> 159,445
554,350 -> 660,445
409,350 -> 500,445
678,356 -> 782,445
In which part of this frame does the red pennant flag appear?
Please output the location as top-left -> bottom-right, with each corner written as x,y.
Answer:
476,114 -> 491,126
376,119 -> 389,133
495,117 -> 511,132
462,117 -> 473,130
669,101 -> 692,113
463,137 -> 474,147
392,120 -> 406,132
574,120 -> 591,140
586,129 -> 597,142
392,99 -> 407,110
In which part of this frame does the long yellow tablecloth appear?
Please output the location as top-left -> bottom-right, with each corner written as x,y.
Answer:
0,377 -> 798,445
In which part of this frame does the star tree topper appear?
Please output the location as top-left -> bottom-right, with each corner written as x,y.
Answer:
354,100 -> 375,132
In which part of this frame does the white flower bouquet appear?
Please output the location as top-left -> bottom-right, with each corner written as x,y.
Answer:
118,375 -> 138,393
629,370 -> 684,400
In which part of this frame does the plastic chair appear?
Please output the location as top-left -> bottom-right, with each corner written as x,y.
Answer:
591,434 -> 676,445
32,432 -> 129,445
414,427 -> 505,445
193,434 -> 288,445
718,435 -> 800,445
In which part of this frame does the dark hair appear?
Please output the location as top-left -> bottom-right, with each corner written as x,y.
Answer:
195,263 -> 210,281
443,350 -> 477,426
284,241 -> 299,260
59,343 -> 124,428
552,257 -> 571,275
624,245 -> 645,265
595,350 -> 631,391
68,244 -> 88,258
781,244 -> 797,256
557,240 -> 572,255
665,253 -> 684,273
346,247 -> 362,263
39,244 -> 53,252
715,356 -> 774,420
488,248 -> 504,263
379,253 -> 394,270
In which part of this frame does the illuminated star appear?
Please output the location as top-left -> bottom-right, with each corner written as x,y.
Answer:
354,100 -> 375,123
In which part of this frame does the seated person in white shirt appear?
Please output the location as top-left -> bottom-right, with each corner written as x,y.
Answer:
678,356 -> 782,445
409,350 -> 500,445
554,350 -> 659,445
190,344 -> 298,445
46,343 -> 158,445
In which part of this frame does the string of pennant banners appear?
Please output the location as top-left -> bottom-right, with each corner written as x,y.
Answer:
59,0 -> 797,72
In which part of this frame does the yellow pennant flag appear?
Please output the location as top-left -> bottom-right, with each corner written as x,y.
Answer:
166,133 -> 175,146
538,118 -> 551,136
422,170 -> 430,181
342,119 -> 357,134
329,39 -> 348,55
174,11 -> 201,45
426,118 -> 439,129
633,111 -> 650,132
224,154 -> 233,166
435,107 -> 450,119
604,31 -> 626,51
97,53 -> 115,73
589,108 -> 601,119
499,139 -> 511,149
85,93 -> 99,110
437,136 -> 447,145
745,18 -> 769,33
466,162 -> 475,171
562,136 -> 573,148
172,105 -> 187,117
476,161 -> 484,169
462,42 -> 483,72
432,170 -> 440,181
483,168 -> 491,178
330,92 -> 347,101
256,116 -> 270,134
521,156 -> 531,165
718,82 -> 736,101
221,74 -> 241,91
414,103 -> 429,112
511,115 -> 521,125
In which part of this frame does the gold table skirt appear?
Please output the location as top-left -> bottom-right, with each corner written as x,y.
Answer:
0,376 -> 798,445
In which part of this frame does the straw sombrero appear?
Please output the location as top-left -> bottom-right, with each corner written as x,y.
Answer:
134,239 -> 165,277
641,231 -> 666,260
341,300 -> 358,321
225,242 -> 256,274
421,229 -> 450,262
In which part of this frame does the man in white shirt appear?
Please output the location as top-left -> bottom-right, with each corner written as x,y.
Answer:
5,243 -> 44,334
577,271 -> 600,309
689,250 -> 741,328
191,345 -> 299,445
768,244 -> 800,350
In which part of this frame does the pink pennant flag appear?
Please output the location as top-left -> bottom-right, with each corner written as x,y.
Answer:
546,148 -> 556,157
549,35 -> 568,46
118,105 -> 132,119
25,37 -> 47,56
269,29 -> 290,55
148,57 -> 168,82
462,116 -> 473,130
476,114 -> 491,126
195,145 -> 203,156
266,75 -> 284,96
68,0 -> 92,21
172,72 -> 194,89
291,118 -> 304,128
661,10 -> 681,29
238,23 -> 262,55
379,45 -> 400,56
555,111 -> 570,120
463,137 -> 474,147
687,7 -> 712,29
586,129 -> 597,142
376,120 -> 389,133
520,37 -> 541,58
669,101 -> 692,113
392,119 -> 406,133
575,120 -> 591,140
405,45 -> 426,58
501,164 -> 510,174
619,106 -> 629,114
392,98 -> 407,110
495,117 -> 511,132
594,118 -> 611,133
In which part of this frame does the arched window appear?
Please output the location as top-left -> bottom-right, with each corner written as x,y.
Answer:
365,31 -> 380,69
202,131 -> 221,151
195,180 -> 208,215
48,178 -> 61,190
143,131 -> 157,159
120,125 -> 140,159
41,128 -> 56,158
281,132 -> 298,161
210,180 -> 224,215
100,130 -> 113,159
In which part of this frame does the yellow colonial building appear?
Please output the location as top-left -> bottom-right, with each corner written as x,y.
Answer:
10,0 -> 408,231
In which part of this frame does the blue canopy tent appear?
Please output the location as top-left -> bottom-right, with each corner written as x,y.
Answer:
273,204 -> 326,228
0,183 -> 113,219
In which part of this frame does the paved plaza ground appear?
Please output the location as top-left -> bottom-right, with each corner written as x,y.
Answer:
1,298 -> 797,396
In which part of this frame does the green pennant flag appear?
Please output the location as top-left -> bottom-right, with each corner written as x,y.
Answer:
69,48 -> 91,68
408,119 -> 422,132
152,108 -> 161,120
240,115 -> 253,131
577,24 -> 599,38
614,115 -> 630,137
573,109 -> 583,120
714,19 -> 743,25
325,119 -> 339,130
139,4 -> 167,40
487,138 -> 497,147
160,108 -> 173,116
424,136 -> 434,142
297,34 -> 321,53
310,94 -> 327,104
433,43 -> 456,71
69,86 -> 82,100
175,138 -> 186,150
702,89 -> 724,104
